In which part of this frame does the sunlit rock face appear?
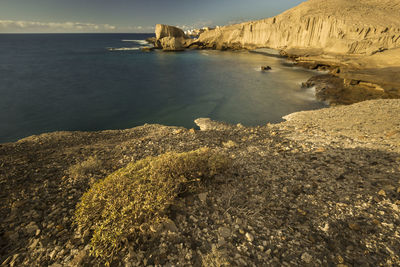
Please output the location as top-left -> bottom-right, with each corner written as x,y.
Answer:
155,24 -> 193,51
197,0 -> 400,55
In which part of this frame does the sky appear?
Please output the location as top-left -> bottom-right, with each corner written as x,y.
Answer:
0,0 -> 307,33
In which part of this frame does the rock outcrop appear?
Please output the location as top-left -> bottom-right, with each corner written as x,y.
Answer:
155,24 -> 193,51
197,0 -> 400,55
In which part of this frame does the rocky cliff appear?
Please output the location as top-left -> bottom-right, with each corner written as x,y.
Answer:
197,0 -> 400,55
154,24 -> 193,51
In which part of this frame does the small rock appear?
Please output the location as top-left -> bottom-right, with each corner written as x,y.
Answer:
218,227 -> 231,239
198,192 -> 208,203
25,222 -> 39,235
337,254 -> 344,264
348,223 -> 360,231
223,140 -> 237,148
29,238 -> 39,250
378,190 -> 386,197
217,238 -> 227,247
301,252 -> 313,263
49,250 -> 57,260
163,219 -> 178,233
245,232 -> 254,242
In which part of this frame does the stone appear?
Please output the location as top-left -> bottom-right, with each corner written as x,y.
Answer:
25,222 -> 39,235
198,192 -> 208,203
301,252 -> 313,263
155,24 -> 187,41
154,24 -> 194,51
378,190 -> 386,197
261,66 -> 272,71
163,219 -> 178,233
9,254 -> 20,267
218,227 -> 231,239
159,37 -> 185,51
29,238 -> 39,250
140,47 -> 154,52
194,118 -> 232,131
245,232 -> 254,242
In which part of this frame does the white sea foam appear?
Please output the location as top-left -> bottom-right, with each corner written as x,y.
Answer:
296,86 -> 316,101
121,39 -> 149,45
107,47 -> 140,51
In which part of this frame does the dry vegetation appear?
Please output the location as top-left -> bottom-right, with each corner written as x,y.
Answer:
74,148 -> 230,264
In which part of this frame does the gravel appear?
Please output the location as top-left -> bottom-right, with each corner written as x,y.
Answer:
1,99 -> 399,266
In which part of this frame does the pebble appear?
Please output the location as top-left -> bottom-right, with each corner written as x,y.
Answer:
25,222 -> 39,235
218,227 -> 231,239
378,190 -> 386,197
301,252 -> 313,263
198,192 -> 208,203
29,239 -> 39,250
245,232 -> 254,242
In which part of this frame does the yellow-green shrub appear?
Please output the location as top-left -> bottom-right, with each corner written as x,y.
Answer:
74,148 -> 229,263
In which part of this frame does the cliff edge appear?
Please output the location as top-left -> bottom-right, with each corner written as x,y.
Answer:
197,0 -> 400,55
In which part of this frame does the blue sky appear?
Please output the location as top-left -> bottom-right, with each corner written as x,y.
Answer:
0,0 -> 306,33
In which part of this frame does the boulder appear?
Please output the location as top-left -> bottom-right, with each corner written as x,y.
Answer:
155,24 -> 187,40
155,24 -> 191,51
261,66 -> 272,71
159,37 -> 185,51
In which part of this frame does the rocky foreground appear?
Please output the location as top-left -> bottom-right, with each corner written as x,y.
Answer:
1,99 -> 399,266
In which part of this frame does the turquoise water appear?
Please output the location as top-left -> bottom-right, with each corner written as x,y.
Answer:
0,34 -> 326,143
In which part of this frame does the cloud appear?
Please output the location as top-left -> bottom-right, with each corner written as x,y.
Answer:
176,20 -> 215,31
0,20 -> 118,33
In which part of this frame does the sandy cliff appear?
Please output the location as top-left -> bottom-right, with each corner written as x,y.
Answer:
197,0 -> 400,55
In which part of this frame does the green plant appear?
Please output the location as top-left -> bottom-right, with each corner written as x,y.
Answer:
74,148 -> 229,264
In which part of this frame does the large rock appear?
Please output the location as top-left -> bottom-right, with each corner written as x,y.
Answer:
155,24 -> 191,51
159,37 -> 186,51
197,0 -> 400,55
155,24 -> 187,40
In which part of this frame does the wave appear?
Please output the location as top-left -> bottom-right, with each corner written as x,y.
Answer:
121,39 -> 149,45
107,47 -> 140,51
295,86 -> 317,101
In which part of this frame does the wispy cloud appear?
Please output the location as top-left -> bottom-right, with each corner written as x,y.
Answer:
0,20 -> 118,33
176,20 -> 215,31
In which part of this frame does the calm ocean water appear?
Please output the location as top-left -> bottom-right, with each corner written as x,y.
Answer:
0,33 -> 326,143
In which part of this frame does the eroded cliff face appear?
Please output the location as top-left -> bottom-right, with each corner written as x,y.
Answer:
155,24 -> 194,51
197,0 -> 400,55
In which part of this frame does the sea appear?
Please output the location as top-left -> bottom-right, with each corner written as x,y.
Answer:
0,33 -> 326,143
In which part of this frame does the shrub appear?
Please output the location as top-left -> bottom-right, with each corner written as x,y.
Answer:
74,147 -> 229,263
